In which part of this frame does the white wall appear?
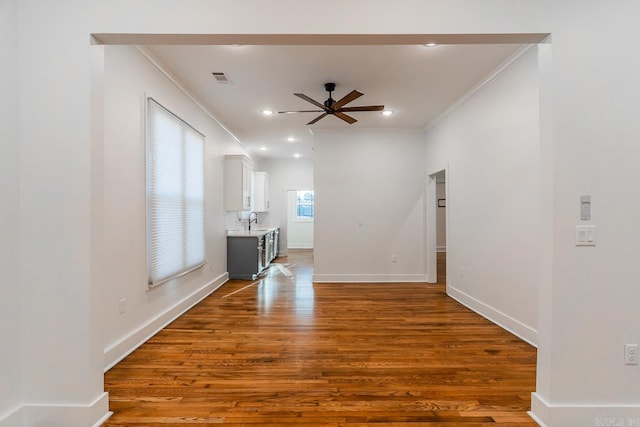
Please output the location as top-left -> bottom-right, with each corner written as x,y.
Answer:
6,1 -> 110,425
258,158 -> 313,256
313,129 -> 427,282
101,46 -> 234,368
0,0 -> 22,420
425,47 -> 540,344
532,3 -> 640,423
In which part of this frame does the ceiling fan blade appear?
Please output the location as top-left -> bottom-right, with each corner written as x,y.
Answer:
278,109 -> 325,114
334,112 -> 357,124
338,105 -> 385,112
294,93 -> 326,110
307,113 -> 328,125
332,90 -> 364,110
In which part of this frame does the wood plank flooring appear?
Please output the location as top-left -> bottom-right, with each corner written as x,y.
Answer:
103,251 -> 537,426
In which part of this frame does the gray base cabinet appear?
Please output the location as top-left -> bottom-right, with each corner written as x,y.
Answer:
227,227 -> 279,280
227,236 -> 264,280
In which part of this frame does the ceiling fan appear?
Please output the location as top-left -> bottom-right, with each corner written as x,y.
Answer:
278,82 -> 385,125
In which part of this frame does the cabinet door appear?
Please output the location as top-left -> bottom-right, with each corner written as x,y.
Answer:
252,171 -> 271,212
264,174 -> 271,211
225,155 -> 253,211
242,160 -> 252,210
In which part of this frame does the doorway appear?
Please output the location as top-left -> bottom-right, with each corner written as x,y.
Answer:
426,169 -> 447,284
286,189 -> 314,250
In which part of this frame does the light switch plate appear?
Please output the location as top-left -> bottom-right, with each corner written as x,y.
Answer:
575,225 -> 596,246
580,195 -> 591,220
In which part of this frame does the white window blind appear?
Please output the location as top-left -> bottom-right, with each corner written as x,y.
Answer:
147,98 -> 205,287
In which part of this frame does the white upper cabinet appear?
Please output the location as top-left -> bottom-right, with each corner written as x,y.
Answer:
252,171 -> 271,212
225,155 -> 253,211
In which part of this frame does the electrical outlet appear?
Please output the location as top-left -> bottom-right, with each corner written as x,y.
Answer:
119,298 -> 126,314
625,344 -> 638,365
391,254 -> 397,263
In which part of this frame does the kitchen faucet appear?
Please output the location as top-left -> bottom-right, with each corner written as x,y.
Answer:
248,211 -> 258,231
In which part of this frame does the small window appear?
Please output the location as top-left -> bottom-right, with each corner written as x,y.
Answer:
296,190 -> 314,220
146,98 -> 205,287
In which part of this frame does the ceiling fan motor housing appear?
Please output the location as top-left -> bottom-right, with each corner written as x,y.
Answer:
324,98 -> 336,110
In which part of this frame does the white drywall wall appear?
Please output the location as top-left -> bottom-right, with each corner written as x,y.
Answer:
313,129 -> 427,282
7,1 -> 109,424
425,47 -> 540,343
532,3 -> 640,423
0,0 -> 22,420
101,45 -> 235,368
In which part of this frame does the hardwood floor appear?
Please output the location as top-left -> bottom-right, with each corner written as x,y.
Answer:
103,250 -> 537,426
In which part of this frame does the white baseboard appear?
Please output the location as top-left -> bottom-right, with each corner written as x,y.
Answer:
447,285 -> 538,347
312,273 -> 428,283
0,392 -> 110,427
0,406 -> 22,427
104,273 -> 228,371
530,392 -> 640,427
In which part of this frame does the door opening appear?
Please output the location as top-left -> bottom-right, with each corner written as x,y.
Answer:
426,170 -> 446,284
286,189 -> 314,250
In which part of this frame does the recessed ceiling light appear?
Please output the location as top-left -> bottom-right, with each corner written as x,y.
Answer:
425,42 -> 437,47
382,110 -> 394,116
287,137 -> 295,142
261,110 -> 274,116
293,153 -> 301,158
260,146 -> 267,151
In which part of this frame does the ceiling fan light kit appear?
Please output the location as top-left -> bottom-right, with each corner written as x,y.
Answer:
278,82 -> 385,125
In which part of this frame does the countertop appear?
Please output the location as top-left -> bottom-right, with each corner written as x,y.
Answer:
226,227 -> 278,238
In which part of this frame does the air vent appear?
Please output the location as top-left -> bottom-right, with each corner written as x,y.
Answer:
212,72 -> 232,84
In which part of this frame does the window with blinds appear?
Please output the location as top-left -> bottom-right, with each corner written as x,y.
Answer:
146,98 -> 205,287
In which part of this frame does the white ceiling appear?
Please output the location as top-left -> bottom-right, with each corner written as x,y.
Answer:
145,43 -> 523,160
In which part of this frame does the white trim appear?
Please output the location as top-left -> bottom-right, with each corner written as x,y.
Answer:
293,218 -> 314,223
1,393 -> 111,427
425,166 -> 448,285
312,274 -> 428,283
425,172 -> 438,283
104,273 -> 228,371
310,127 -> 425,136
447,284 -> 538,347
0,405 -> 22,427
527,410 -> 546,427
530,393 -> 640,427
530,393 -> 550,427
426,44 -> 537,131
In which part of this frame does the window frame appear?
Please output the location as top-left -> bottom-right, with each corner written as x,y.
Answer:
294,190 -> 315,223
